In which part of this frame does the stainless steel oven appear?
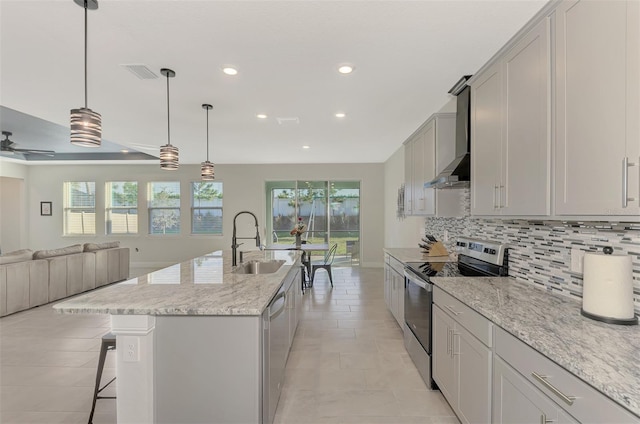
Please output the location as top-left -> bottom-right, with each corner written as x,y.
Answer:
403,237 -> 507,389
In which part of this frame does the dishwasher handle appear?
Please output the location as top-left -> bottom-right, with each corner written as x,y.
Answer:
404,269 -> 431,291
269,291 -> 287,320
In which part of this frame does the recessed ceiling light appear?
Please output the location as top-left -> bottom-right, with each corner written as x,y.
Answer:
256,114 -> 267,119
302,145 -> 310,149
222,66 -> 238,76
335,112 -> 346,118
120,149 -> 129,153
338,64 -> 354,74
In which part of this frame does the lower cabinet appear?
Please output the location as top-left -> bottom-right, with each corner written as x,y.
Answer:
493,356 -> 578,424
383,254 -> 405,328
433,300 -> 492,424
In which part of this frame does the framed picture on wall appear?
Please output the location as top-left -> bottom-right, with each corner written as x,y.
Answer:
40,201 -> 52,216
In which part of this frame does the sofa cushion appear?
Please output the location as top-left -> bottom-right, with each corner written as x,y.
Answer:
0,249 -> 34,265
33,244 -> 83,259
83,241 -> 120,252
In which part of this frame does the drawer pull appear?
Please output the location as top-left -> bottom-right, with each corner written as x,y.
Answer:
540,414 -> 554,424
445,305 -> 461,316
531,372 -> 576,406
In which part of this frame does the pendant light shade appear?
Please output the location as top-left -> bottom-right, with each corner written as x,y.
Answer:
201,104 -> 214,180
70,0 -> 101,147
159,68 -> 179,170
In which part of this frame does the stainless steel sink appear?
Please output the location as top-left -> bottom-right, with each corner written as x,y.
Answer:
233,259 -> 285,275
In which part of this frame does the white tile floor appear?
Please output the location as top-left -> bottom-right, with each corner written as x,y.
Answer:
0,266 -> 457,424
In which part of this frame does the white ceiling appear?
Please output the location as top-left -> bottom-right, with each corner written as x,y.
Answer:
0,0 -> 546,165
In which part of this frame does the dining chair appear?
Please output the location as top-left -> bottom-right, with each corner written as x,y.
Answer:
311,243 -> 337,287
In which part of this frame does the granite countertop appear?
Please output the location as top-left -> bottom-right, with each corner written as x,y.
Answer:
432,276 -> 640,418
383,247 -> 455,263
54,249 -> 301,316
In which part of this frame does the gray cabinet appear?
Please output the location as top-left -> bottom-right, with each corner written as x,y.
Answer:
433,288 -> 492,424
493,356 -> 578,424
384,254 -> 405,328
471,17 -> 551,216
554,0 -> 640,216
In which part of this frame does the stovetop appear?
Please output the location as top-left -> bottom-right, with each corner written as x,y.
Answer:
405,261 -> 463,280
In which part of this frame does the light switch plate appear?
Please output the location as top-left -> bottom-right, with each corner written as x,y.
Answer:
570,248 -> 585,274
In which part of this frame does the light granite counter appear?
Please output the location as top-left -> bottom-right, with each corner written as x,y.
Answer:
54,249 -> 301,316
432,276 -> 640,418
383,247 -> 455,263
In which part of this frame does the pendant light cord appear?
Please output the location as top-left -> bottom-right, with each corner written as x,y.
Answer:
166,73 -> 171,145
206,107 -> 210,161
84,0 -> 88,108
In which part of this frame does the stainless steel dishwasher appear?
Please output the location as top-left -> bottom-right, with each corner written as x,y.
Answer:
262,284 -> 288,424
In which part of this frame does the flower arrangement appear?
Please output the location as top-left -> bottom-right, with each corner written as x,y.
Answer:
290,217 -> 306,235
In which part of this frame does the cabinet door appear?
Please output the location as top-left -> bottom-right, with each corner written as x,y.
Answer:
433,305 -> 457,404
404,142 -> 413,215
456,324 -> 492,424
411,133 -> 426,215
502,18 -> 551,216
471,62 -> 502,215
390,270 -> 400,325
422,121 -> 436,216
396,272 -> 405,328
555,0 -> 640,215
383,264 -> 391,310
493,356 -> 579,424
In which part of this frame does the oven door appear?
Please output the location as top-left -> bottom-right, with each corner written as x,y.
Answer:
403,268 -> 433,354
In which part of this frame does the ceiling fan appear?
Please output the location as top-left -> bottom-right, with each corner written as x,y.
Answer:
1,131 -> 55,156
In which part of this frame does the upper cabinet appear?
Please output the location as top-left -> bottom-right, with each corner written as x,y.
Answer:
554,0 -> 640,216
471,18 -> 551,216
404,113 -> 463,217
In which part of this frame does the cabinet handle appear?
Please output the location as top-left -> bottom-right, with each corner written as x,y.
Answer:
540,414 -> 554,424
445,305 -> 461,316
451,331 -> 459,356
447,328 -> 451,355
623,157 -> 637,207
494,185 -> 499,209
531,372 -> 576,406
500,185 -> 505,208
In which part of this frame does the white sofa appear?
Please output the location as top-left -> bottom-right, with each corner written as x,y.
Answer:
0,242 -> 130,317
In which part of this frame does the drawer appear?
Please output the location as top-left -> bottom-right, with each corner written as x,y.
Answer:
494,326 -> 639,423
389,256 -> 405,275
433,287 -> 492,347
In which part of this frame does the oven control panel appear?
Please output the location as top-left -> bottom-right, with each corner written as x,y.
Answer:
456,237 -> 506,266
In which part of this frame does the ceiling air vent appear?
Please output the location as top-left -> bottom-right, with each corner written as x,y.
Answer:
276,117 -> 300,126
121,64 -> 158,80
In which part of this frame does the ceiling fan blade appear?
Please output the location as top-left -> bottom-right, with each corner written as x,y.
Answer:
12,147 -> 55,154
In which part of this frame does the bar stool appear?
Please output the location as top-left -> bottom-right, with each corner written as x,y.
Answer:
88,332 -> 116,424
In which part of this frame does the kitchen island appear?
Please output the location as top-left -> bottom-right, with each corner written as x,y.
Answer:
55,249 -> 303,424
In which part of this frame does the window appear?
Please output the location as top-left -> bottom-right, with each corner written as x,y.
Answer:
148,182 -> 180,235
63,181 -> 96,235
191,182 -> 223,235
106,182 -> 138,235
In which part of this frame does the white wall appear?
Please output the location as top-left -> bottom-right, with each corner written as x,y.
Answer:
19,162 -> 385,267
0,160 -> 29,252
383,146 -> 423,248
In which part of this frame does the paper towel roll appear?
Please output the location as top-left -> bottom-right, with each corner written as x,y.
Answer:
582,252 -> 634,320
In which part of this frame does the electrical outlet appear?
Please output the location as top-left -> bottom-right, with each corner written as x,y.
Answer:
570,248 -> 585,274
122,336 -> 140,362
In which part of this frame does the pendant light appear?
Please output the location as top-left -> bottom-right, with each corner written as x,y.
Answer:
70,0 -> 101,147
201,104 -> 214,180
159,68 -> 179,170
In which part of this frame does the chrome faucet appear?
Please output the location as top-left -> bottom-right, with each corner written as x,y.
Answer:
232,211 -> 261,267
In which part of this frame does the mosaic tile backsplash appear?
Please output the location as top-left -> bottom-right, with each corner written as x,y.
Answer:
425,189 -> 640,314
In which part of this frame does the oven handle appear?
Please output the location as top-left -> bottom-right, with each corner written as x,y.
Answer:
403,269 -> 431,291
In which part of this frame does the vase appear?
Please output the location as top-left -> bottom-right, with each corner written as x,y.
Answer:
295,233 -> 302,248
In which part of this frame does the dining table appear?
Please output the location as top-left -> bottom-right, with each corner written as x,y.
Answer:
266,243 -> 330,289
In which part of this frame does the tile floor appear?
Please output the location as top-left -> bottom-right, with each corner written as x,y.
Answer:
0,266 -> 457,424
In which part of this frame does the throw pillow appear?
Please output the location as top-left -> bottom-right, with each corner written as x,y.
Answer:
33,244 -> 83,259
0,249 -> 34,265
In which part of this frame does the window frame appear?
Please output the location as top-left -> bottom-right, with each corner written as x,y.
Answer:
105,181 -> 139,235
148,181 -> 181,235
190,181 -> 224,235
63,181 -> 96,236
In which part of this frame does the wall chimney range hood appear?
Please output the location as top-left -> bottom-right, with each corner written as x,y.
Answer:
425,75 -> 472,189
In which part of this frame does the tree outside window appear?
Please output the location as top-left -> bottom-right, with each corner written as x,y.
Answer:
63,181 -> 96,235
149,182 -> 180,235
191,182 -> 223,235
106,181 -> 138,234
